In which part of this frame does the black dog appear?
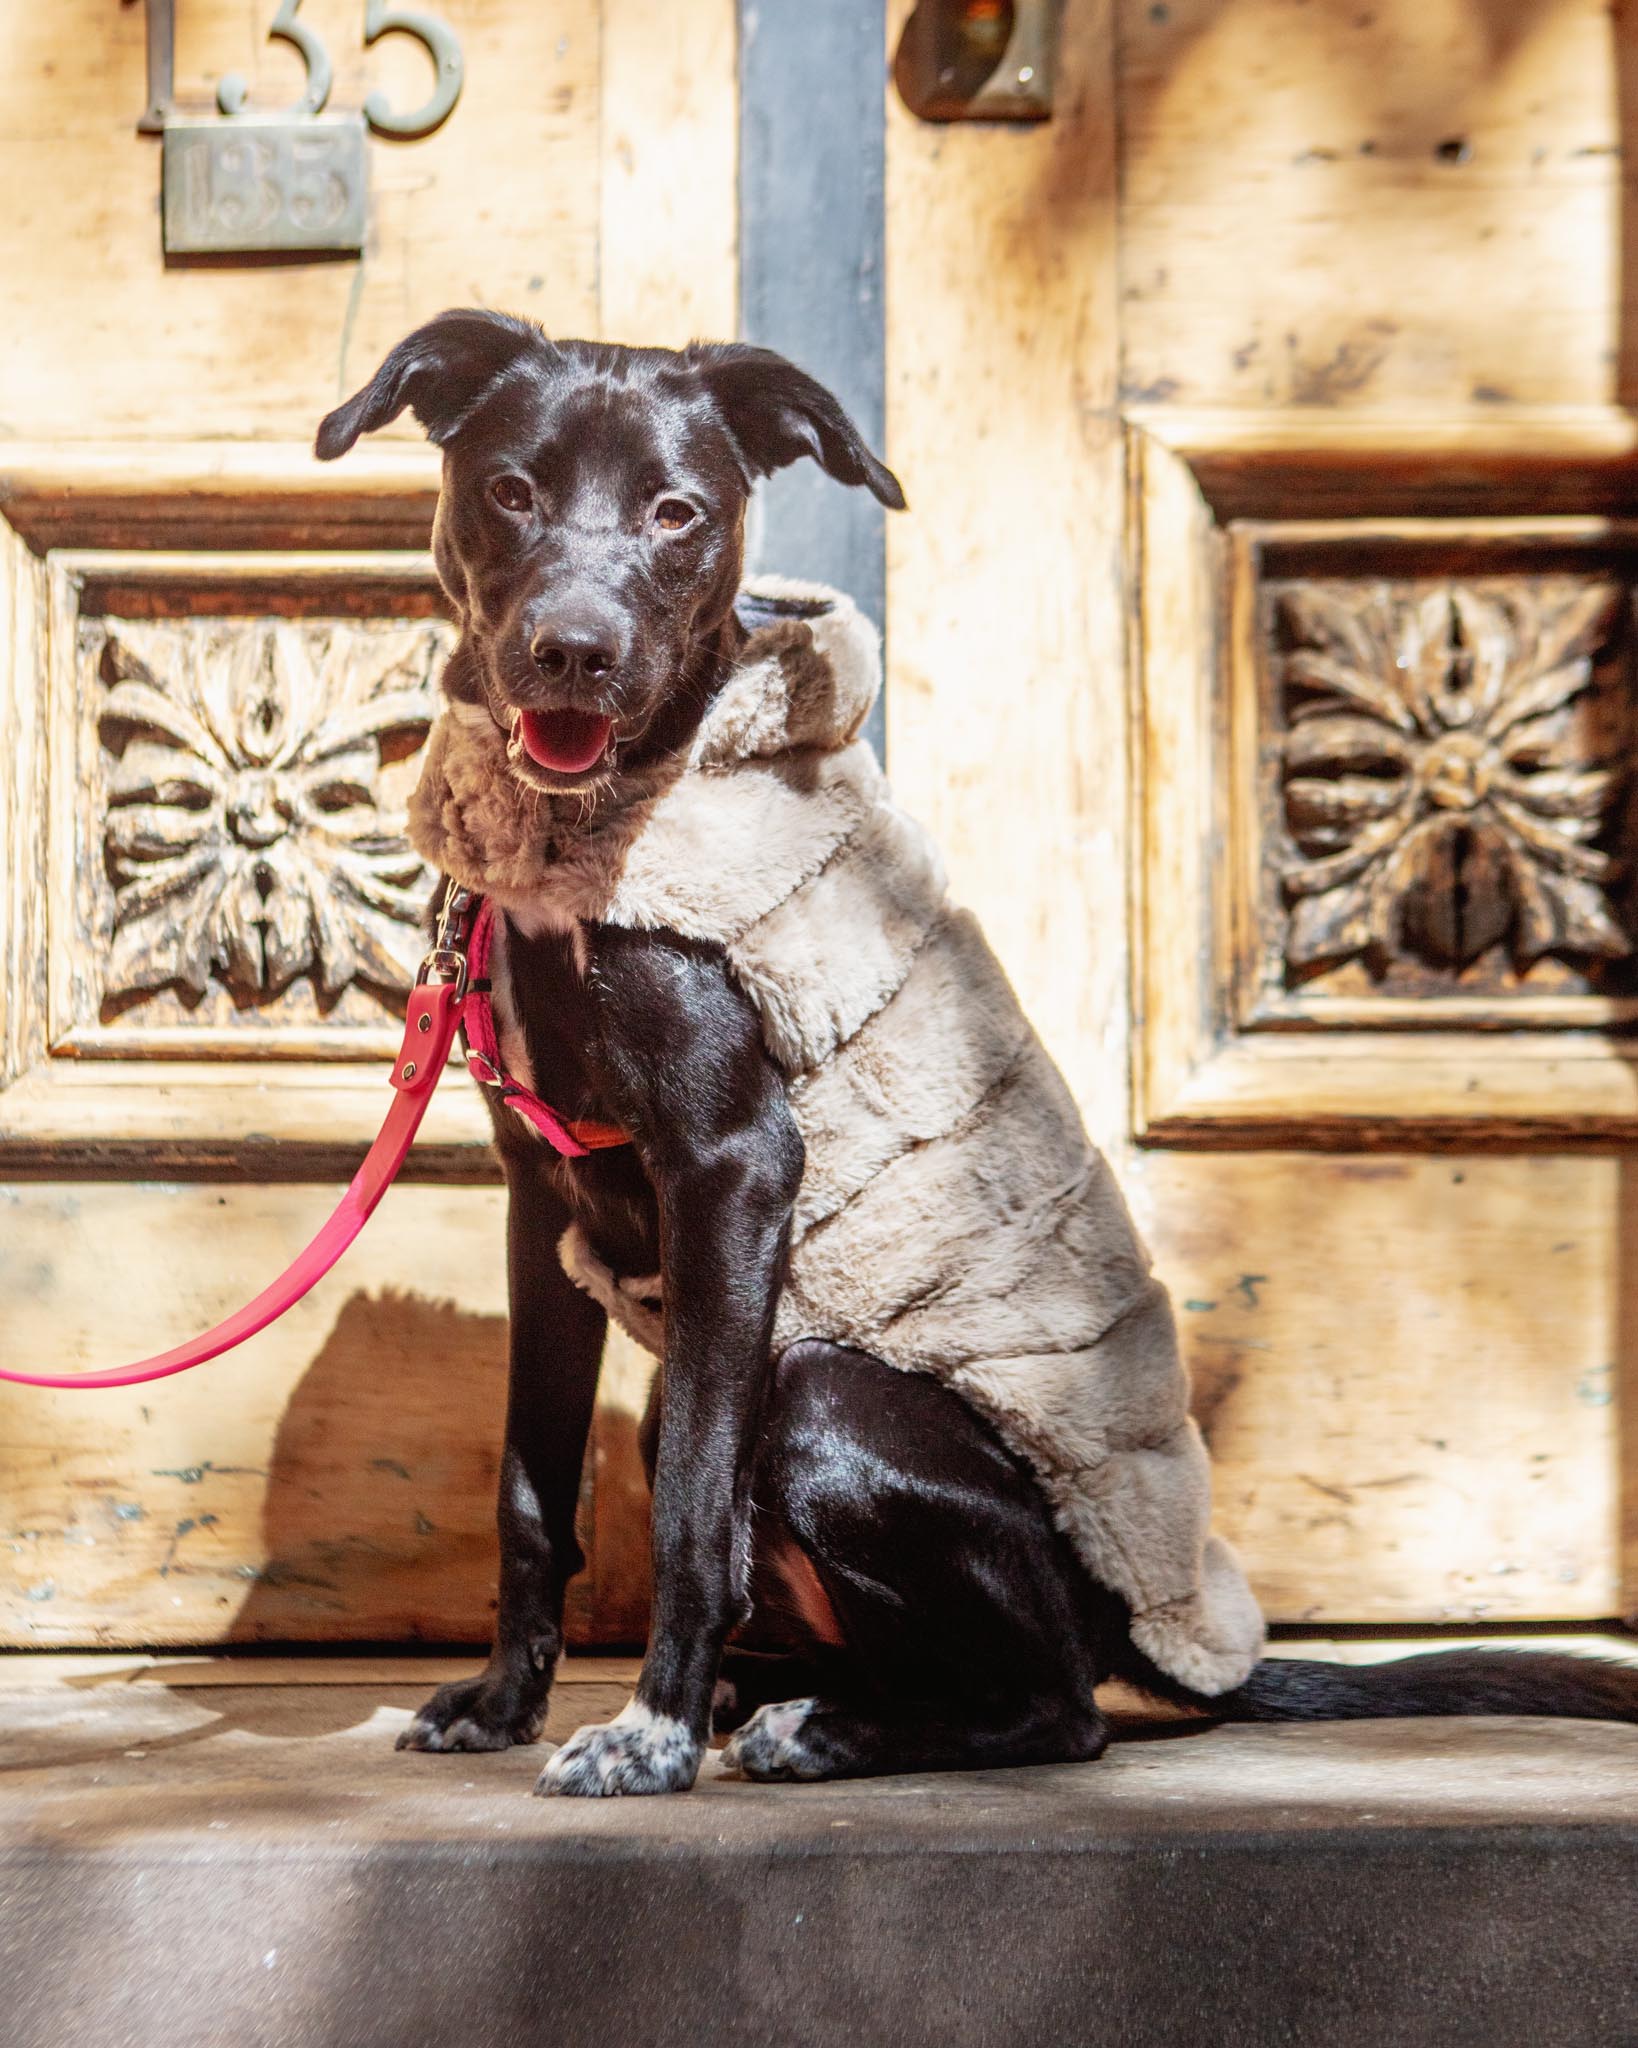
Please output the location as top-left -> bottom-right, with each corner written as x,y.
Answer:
318,310 -> 1638,1795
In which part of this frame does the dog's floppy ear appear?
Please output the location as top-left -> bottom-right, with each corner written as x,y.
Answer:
689,344 -> 906,510
315,308 -> 542,460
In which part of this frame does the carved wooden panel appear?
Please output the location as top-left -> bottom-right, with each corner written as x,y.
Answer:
1263,574 -> 1638,1011
84,614 -> 446,1045
1,544 -> 490,1171
48,554 -> 456,1068
1132,420 -> 1638,1145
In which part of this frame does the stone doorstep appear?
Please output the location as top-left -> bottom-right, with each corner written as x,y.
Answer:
3,1642 -> 1638,2048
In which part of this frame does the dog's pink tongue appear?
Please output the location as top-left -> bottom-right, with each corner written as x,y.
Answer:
518,708 -> 613,775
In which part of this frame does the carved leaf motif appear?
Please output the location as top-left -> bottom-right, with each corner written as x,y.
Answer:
1485,792 -> 1611,881
1284,775 -> 1405,850
1270,576 -> 1634,982
1287,884 -> 1376,968
93,617 -> 451,1012
1279,590 -> 1418,733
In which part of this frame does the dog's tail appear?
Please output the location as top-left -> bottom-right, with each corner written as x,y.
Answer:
1121,1644 -> 1638,1724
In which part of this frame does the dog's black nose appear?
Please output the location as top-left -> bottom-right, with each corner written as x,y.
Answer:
530,623 -> 619,684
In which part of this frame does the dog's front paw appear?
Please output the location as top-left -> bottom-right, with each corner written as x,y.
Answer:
396,1671 -> 549,1754
533,1700 -> 702,1797
718,1698 -> 823,1781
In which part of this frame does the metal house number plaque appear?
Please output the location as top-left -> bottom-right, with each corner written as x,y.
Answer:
142,0 -> 464,257
164,119 -> 370,256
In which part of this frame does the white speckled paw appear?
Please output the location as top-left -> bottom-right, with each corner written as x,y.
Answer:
718,1698 -> 822,1781
533,1700 -> 702,1798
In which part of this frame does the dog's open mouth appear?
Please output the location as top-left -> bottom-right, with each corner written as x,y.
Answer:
510,707 -> 614,778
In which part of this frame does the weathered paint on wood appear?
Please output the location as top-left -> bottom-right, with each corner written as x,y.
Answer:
0,1182 -> 510,1646
6,0 -> 1638,1649
0,2 -> 602,441
1134,1151 -> 1623,1624
0,515 -> 47,1095
1117,0 -> 1624,413
0,1182 -> 660,1649
884,0 -> 1129,1154
884,0 -> 1638,1632
0,0 -> 726,1648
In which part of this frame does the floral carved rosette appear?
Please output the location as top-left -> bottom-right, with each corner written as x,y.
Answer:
93,617 -> 452,1014
1271,577 -> 1635,987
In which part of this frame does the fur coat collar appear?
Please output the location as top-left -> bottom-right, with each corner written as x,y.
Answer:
408,578 -> 1264,1696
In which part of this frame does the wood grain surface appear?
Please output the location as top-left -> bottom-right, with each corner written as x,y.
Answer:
5,0 -> 1638,1646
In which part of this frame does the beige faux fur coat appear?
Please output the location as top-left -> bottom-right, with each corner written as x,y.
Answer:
409,579 -> 1265,1696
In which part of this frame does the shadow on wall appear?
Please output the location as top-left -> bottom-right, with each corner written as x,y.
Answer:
228,1288 -> 509,1650
565,1385 -> 654,1647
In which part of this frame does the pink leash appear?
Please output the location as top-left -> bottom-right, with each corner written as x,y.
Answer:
0,890 -> 629,1391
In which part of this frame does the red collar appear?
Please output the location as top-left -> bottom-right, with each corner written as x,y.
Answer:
458,894 -> 632,1159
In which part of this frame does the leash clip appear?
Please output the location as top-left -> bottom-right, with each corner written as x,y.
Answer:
416,883 -> 478,1001
415,944 -> 469,1002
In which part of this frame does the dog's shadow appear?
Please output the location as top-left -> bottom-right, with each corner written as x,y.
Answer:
4,1288 -> 511,1775
229,1285 -> 509,1665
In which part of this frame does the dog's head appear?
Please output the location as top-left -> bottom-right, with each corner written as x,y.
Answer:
316,309 -> 903,792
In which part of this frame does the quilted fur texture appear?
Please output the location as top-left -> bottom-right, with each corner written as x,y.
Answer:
408,579 -> 1265,1695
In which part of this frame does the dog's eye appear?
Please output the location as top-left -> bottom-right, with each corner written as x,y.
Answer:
491,476 -> 533,514
654,498 -> 698,533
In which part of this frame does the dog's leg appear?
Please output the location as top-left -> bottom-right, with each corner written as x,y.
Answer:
712,1646 -> 850,1733
537,931 -> 802,1797
398,1155 -> 606,1752
722,1693 -> 1109,1781
722,1339 -> 1113,1783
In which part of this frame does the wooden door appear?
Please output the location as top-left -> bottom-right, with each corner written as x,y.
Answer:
4,0 -> 1634,1653
888,0 -> 1638,1631
0,0 -> 733,1646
